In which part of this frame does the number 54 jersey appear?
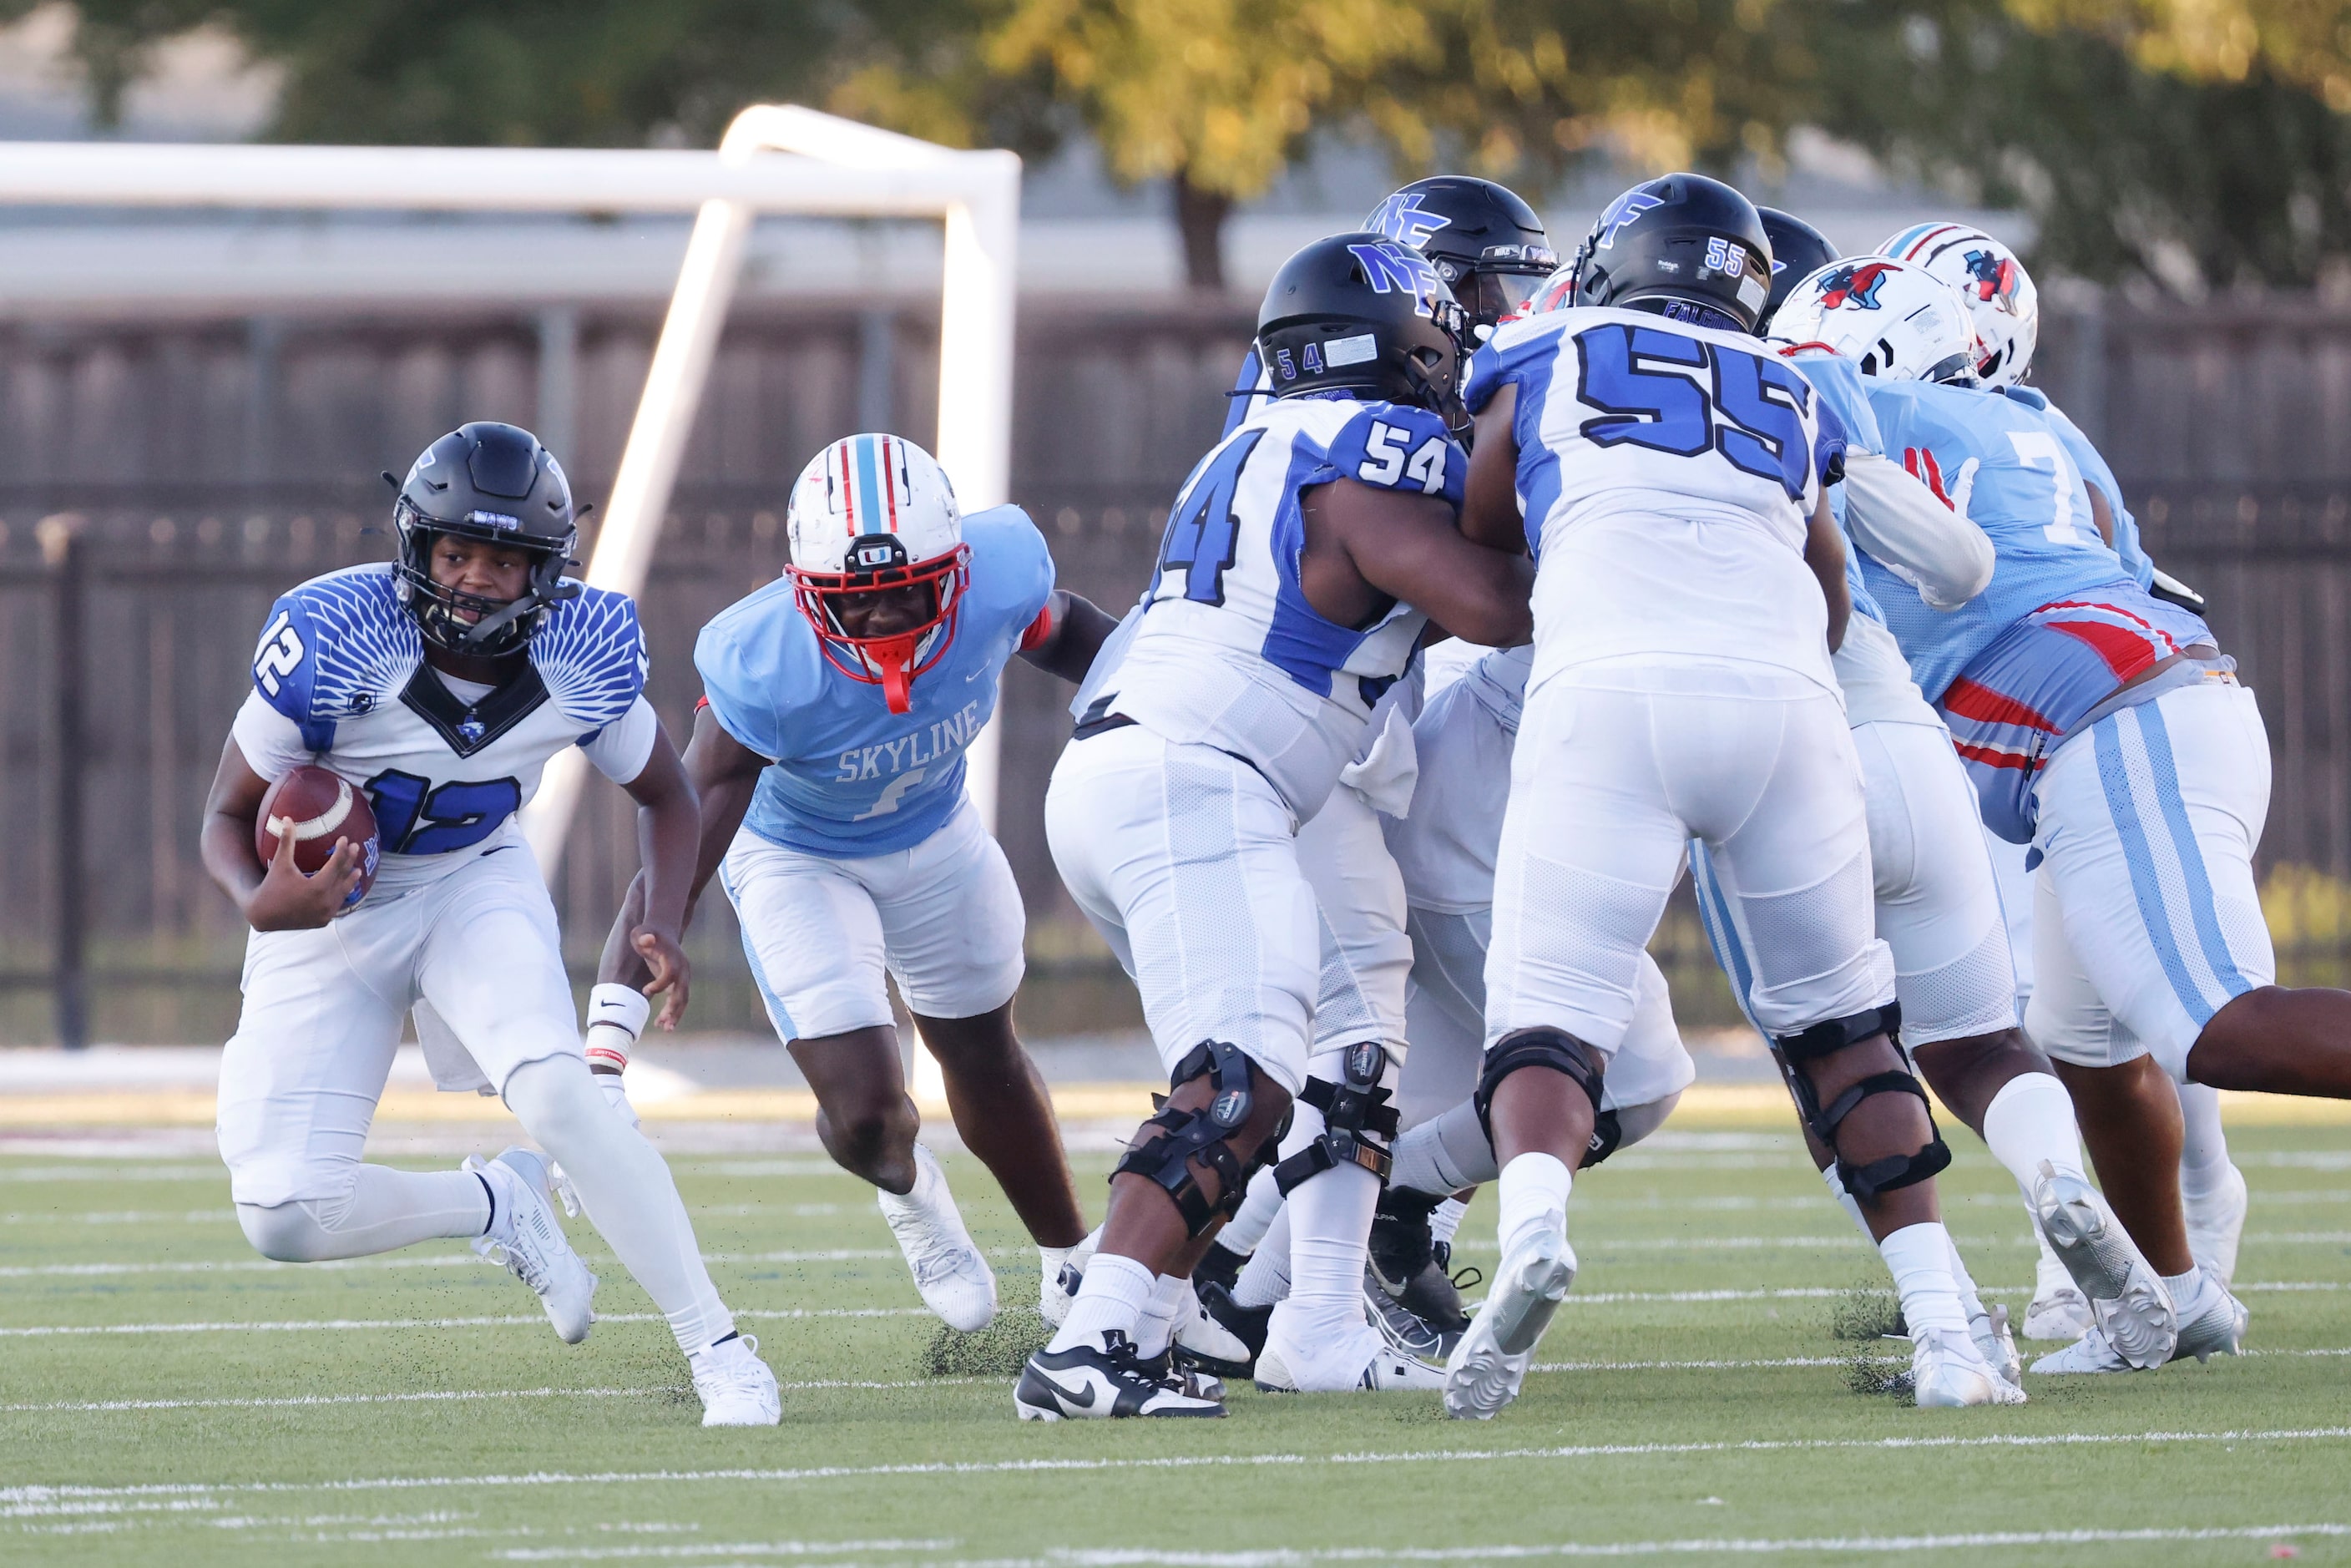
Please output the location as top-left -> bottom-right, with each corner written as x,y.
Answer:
233,564 -> 659,898
1101,394 -> 1465,821
1465,306 -> 1847,695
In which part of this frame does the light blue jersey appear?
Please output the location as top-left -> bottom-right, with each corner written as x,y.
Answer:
695,505 -> 1054,857
1787,349 -> 1887,625
1859,381 -> 2134,705
2004,386 -> 2154,588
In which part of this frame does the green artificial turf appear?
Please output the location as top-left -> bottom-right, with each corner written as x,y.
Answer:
2,1120 -> 2348,1565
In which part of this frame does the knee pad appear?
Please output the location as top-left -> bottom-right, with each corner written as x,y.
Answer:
1580,1108 -> 1624,1170
1473,1027 -> 1605,1149
1772,1001 -> 1951,1201
1113,1039 -> 1278,1237
1273,1039 -> 1400,1195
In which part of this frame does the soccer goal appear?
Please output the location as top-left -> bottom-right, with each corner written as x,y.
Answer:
0,104 -> 1023,867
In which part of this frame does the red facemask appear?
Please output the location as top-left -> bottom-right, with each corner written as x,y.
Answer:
789,546 -> 971,714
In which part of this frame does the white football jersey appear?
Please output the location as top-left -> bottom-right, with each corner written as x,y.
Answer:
1098,393 -> 1466,818
1465,306 -> 1848,694
232,564 -> 657,898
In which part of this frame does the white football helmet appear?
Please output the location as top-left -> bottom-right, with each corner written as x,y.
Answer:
1768,256 -> 1981,384
1527,262 -> 1578,316
1877,222 -> 2039,389
785,434 -> 969,714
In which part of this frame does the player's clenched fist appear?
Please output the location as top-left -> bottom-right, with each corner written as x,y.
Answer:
245,826 -> 368,931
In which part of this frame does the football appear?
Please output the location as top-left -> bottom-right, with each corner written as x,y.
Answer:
255,764 -> 381,907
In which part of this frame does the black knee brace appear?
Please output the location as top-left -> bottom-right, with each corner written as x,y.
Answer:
1580,1107 -> 1624,1171
1273,1039 -> 1399,1195
1112,1039 -> 1275,1237
1772,1001 -> 1951,1202
1473,1027 -> 1607,1149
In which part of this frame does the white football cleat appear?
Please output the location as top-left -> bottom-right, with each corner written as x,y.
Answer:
467,1148 -> 597,1344
2184,1162 -> 2249,1285
2170,1267 -> 2250,1363
2024,1282 -> 2092,1343
690,1334 -> 781,1427
2032,1162 -> 2176,1369
1443,1226 -> 1575,1420
2030,1323 -> 2134,1374
1256,1340 -> 1446,1393
878,1145 -> 997,1332
1969,1299 -> 2024,1390
1911,1326 -> 2026,1408
1172,1289 -> 1255,1378
1014,1331 -> 1226,1420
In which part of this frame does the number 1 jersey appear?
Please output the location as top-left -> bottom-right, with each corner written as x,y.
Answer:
232,564 -> 658,897
1465,306 -> 1848,695
1100,393 -> 1464,820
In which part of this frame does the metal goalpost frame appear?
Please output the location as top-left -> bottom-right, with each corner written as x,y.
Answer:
0,104 -> 1023,870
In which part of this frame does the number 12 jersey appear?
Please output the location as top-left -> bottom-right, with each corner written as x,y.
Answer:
1466,306 -> 1848,695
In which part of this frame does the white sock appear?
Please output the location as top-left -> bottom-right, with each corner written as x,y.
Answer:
1496,1152 -> 1571,1261
1430,1196 -> 1467,1252
1943,1232 -> 1988,1323
1821,1165 -> 1873,1246
1132,1272 -> 1191,1359
2162,1265 -> 2206,1311
1878,1221 -> 1970,1337
1982,1072 -> 2089,1204
1277,1161 -> 1381,1344
584,982 -> 647,1073
2034,1229 -> 2075,1299
235,1166 -> 489,1262
878,1144 -> 949,1222
1039,1242 -> 1076,1291
503,1055 -> 734,1354
1219,1168 -> 1284,1257
2177,1082 -> 2233,1199
1050,1251 -> 1154,1352
1233,1207 -> 1292,1308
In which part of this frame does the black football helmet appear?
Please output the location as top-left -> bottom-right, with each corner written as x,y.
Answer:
1256,233 -> 1469,427
1569,173 -> 1774,334
1363,176 -> 1558,335
389,422 -> 579,656
1757,206 -> 1837,332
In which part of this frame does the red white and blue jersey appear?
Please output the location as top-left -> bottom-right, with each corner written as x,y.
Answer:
1860,382 -> 2215,841
231,564 -> 655,894
1101,392 -> 1464,818
695,506 -> 1054,857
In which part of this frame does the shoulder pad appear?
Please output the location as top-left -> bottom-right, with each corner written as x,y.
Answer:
2002,385 -> 2050,411
251,566 -> 419,752
531,584 -> 648,729
1326,403 -> 1467,506
965,503 -> 1057,629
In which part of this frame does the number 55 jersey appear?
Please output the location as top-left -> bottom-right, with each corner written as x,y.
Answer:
1467,305 -> 1846,695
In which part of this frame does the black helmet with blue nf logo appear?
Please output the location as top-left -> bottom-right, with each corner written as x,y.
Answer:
1569,173 -> 1775,333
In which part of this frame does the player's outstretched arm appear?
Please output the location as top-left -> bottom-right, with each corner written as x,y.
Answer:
197,736 -> 363,932
1802,492 -> 1853,653
1307,477 -> 1534,648
614,726 -> 700,1030
1014,589 -> 1119,685
1842,450 -> 1995,610
1459,386 -> 1527,555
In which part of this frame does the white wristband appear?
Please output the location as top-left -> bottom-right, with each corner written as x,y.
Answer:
585,982 -> 650,1072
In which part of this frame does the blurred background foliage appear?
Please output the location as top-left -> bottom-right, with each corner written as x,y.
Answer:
6,0 -> 2348,291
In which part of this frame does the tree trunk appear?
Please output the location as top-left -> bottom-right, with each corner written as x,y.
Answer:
1173,169 -> 1231,293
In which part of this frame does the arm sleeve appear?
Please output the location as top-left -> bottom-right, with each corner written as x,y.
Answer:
229,690 -> 317,781
579,695 -> 660,784
1843,449 -> 1996,611
1325,404 -> 1468,507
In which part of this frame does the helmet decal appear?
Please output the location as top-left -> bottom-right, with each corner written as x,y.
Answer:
1593,190 -> 1664,250
1816,261 -> 1894,311
1346,240 -> 1446,316
1964,247 -> 2021,311
1365,190 -> 1454,250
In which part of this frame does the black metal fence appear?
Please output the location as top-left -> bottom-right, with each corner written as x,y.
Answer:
2,295 -> 2347,1043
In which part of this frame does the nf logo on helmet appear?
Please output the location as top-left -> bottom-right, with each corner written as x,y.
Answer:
1347,240 -> 1443,316
1964,248 -> 2022,311
1365,190 -> 1454,250
1594,190 -> 1664,250
1817,261 -> 1894,311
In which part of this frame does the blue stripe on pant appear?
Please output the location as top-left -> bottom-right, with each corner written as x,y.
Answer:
1690,842 -> 1767,1039
2091,708 -> 2229,1029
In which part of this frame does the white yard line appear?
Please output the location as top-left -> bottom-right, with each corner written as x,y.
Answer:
8,1427 -> 2351,1508
0,1248 -> 907,1279
1,1375 -> 994,1415
0,1306 -> 928,1338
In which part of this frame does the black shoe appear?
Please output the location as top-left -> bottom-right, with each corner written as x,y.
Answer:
1368,1189 -> 1440,1297
1014,1330 -> 1226,1421
1198,1280 -> 1273,1364
1130,1343 -> 1226,1403
1363,1262 -> 1460,1360
1191,1239 -> 1247,1295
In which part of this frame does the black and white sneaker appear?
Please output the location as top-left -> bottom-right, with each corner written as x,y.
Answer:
1364,1263 -> 1459,1361
1132,1343 -> 1226,1403
1014,1331 -> 1227,1420
1198,1281 -> 1272,1371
